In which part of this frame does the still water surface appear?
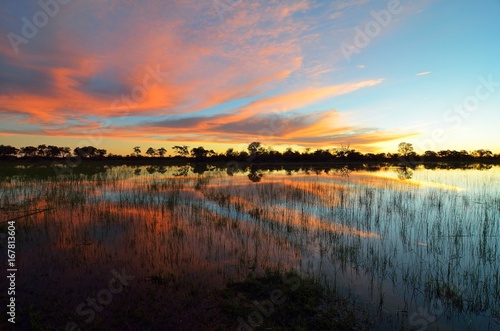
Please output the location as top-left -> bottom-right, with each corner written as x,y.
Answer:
1,164 -> 499,329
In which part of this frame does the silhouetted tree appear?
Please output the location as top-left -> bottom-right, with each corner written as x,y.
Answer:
133,146 -> 141,156
37,144 -> 47,157
225,148 -> 236,158
238,151 -> 249,160
172,145 -> 189,157
248,142 -> 264,160
96,149 -> 107,157
74,146 -> 98,158
437,150 -> 451,158
157,147 -> 167,157
46,145 -> 62,158
459,150 -> 470,159
191,146 -> 208,159
423,150 -> 438,159
346,149 -> 363,161
146,147 -> 157,157
333,144 -> 351,158
20,146 -> 37,157
398,142 -> 414,157
472,149 -> 492,158
0,145 -> 18,157
284,147 -> 293,156
60,147 -> 71,157
313,148 -> 332,161
207,149 -> 216,157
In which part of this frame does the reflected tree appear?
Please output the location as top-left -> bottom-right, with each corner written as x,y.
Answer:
332,165 -> 350,177
191,162 -> 208,174
396,167 -> 413,180
248,166 -> 263,182
173,165 -> 190,176
226,161 -> 239,176
157,165 -> 167,174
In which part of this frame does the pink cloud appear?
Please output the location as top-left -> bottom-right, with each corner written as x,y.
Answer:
0,0 -> 310,123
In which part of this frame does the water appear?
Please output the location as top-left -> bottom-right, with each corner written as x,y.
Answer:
1,164 -> 499,330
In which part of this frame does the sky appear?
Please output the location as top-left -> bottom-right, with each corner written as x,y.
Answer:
1,0 -> 499,156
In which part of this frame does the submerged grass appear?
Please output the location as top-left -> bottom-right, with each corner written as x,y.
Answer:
218,268 -> 373,330
1,164 -> 499,330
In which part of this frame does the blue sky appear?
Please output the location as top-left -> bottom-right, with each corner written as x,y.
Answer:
0,0 -> 499,155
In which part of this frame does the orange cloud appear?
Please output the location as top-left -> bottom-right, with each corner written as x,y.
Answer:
0,0 -> 420,152
0,0 -> 309,123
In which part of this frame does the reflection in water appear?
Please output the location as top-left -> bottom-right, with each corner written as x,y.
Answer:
225,161 -> 239,176
247,166 -> 263,182
332,165 -> 351,177
191,162 -> 214,175
1,164 -> 499,330
158,165 -> 167,174
173,165 -> 189,176
396,167 -> 413,180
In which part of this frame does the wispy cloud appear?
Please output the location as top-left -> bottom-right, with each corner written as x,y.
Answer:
0,0 -> 309,123
331,0 -> 369,11
0,0 -> 438,152
416,71 -> 431,76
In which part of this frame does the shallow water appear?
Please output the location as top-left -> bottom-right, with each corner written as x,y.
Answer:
1,164 -> 499,330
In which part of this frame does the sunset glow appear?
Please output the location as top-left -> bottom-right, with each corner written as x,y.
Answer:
1,0 -> 499,155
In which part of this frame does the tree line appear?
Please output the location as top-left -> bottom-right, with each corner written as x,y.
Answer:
0,144 -> 107,158
0,142 -> 498,163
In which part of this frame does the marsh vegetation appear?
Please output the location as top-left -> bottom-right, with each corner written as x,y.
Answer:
0,163 -> 499,330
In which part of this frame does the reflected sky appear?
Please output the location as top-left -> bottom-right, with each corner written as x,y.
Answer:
1,165 -> 499,329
